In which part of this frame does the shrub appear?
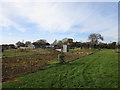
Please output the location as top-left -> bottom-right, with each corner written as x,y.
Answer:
58,52 -> 66,64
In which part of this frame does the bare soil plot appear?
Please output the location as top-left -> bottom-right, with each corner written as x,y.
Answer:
2,48 -> 90,81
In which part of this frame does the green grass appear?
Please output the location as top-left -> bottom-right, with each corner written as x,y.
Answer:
69,48 -> 97,53
3,49 -> 118,88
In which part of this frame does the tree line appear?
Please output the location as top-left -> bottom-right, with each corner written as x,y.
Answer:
1,33 -> 119,51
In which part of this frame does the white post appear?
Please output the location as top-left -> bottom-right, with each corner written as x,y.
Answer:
63,45 -> 67,52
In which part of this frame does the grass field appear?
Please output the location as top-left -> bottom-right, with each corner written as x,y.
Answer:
3,49 -> 118,88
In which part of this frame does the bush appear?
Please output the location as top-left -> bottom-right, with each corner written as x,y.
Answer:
2,48 -> 4,52
58,52 -> 66,64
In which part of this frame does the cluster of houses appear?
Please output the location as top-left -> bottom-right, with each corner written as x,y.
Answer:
1,38 -> 73,52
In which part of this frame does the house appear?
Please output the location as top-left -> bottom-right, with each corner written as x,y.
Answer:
19,44 -> 35,49
27,43 -> 35,49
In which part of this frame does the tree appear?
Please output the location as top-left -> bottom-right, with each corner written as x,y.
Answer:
33,39 -> 47,48
36,39 -> 47,45
108,42 -> 117,49
25,41 -> 31,47
9,44 -> 15,49
52,40 -> 58,46
16,41 -> 25,47
56,40 -> 63,48
88,33 -> 103,48
88,33 -> 103,44
45,43 -> 50,45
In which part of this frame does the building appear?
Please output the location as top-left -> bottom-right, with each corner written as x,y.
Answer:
19,44 -> 35,49
27,43 -> 35,49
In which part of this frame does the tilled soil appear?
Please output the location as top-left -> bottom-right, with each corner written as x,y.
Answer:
2,51 -> 83,82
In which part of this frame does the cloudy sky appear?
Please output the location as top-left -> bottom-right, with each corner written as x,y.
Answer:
0,1 -> 118,44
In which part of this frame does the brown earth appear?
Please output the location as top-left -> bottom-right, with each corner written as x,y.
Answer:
2,51 -> 83,82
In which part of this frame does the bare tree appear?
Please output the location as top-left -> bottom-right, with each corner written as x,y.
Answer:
88,33 -> 103,44
88,33 -> 103,48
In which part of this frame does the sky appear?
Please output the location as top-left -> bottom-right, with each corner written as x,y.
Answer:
0,1 -> 118,44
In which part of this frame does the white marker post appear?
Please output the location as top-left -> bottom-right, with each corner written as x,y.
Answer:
63,45 -> 67,52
